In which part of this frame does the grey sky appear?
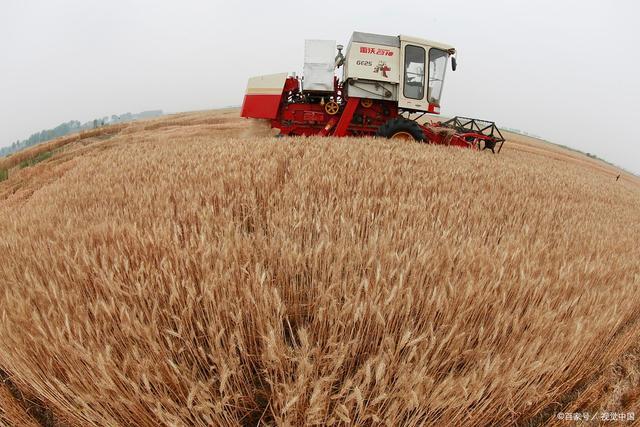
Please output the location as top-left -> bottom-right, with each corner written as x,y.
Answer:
2,0 -> 639,173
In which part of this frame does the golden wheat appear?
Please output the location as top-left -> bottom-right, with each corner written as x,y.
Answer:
0,111 -> 639,426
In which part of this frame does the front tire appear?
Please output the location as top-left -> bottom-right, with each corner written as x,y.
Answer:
376,118 -> 425,142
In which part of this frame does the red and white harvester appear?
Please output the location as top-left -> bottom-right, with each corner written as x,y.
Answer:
241,32 -> 505,152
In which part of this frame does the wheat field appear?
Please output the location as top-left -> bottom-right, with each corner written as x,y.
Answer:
0,110 -> 639,426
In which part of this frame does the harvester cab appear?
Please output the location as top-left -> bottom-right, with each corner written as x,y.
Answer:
241,31 -> 505,152
343,33 -> 454,114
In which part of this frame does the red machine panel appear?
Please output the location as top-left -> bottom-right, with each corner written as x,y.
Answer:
241,94 -> 283,120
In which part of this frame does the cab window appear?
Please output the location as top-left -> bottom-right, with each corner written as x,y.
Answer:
403,45 -> 426,100
428,48 -> 448,106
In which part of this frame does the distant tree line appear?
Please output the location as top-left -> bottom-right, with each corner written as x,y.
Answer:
501,127 -> 542,140
1,110 -> 163,158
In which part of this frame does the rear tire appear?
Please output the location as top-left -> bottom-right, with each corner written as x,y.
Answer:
376,118 -> 425,142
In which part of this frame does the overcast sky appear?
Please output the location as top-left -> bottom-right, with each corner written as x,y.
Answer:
2,0 -> 639,173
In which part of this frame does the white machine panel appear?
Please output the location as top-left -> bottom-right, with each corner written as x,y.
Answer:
245,72 -> 289,95
344,42 -> 400,84
303,39 -> 336,92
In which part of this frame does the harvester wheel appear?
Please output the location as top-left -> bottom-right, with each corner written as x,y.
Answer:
376,118 -> 425,142
325,101 -> 340,115
360,98 -> 373,108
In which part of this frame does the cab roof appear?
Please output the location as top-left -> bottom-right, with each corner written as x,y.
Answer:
350,31 -> 455,53
399,35 -> 455,53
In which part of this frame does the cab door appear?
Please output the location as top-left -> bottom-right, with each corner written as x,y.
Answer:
398,41 -> 429,112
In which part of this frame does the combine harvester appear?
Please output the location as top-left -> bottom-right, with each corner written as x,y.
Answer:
241,32 -> 505,152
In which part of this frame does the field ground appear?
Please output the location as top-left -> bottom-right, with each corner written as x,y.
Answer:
0,110 -> 639,426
